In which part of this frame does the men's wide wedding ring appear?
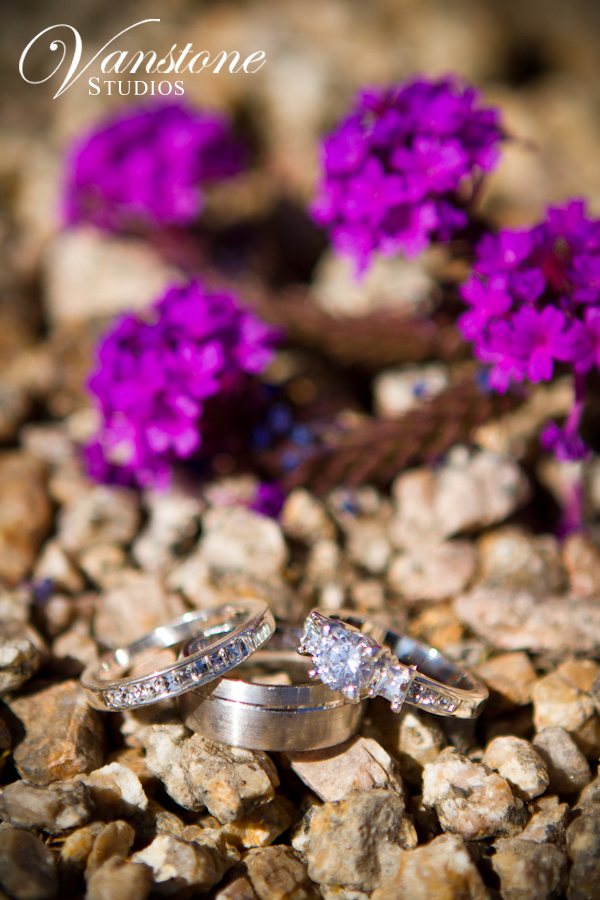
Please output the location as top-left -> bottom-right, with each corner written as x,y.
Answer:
178,624 -> 366,751
298,609 -> 488,719
80,601 -> 275,712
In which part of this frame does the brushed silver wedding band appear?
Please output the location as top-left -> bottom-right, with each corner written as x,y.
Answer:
81,601 -> 275,711
178,625 -> 366,750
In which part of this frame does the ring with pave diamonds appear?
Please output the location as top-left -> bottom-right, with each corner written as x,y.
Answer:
80,601 -> 275,712
178,624 -> 365,751
298,610 -> 488,719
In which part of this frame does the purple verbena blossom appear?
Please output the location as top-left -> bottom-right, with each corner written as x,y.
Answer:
64,102 -> 245,231
86,280 -> 280,489
459,198 -> 600,461
311,76 -> 504,273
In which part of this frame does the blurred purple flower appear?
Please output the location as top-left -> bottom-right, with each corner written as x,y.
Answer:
311,76 -> 503,273
64,102 -> 245,231
459,199 -> 600,461
250,482 -> 286,519
86,280 -> 280,489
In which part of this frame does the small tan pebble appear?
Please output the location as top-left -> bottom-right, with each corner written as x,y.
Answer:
77,762 -> 148,817
285,735 -> 403,802
453,588 -> 600,655
408,601 -> 465,651
562,532 -> 600,597
130,799 -> 186,846
300,788 -> 417,891
0,634 -> 39,696
0,379 -> 31,443
533,727 -> 591,794
240,846 -> 321,900
304,538 -> 343,586
362,706 -> 446,788
491,838 -> 568,900
198,505 -> 289,581
0,778 -> 92,833
371,834 -> 489,900
476,526 -> 565,594
483,736 -> 549,801
94,570 -> 186,648
57,484 -> 140,552
85,857 -> 153,900
213,876 -> 257,900
132,483 -> 203,573
575,768 -> 600,808
20,422 -> 76,465
350,579 -> 386,612
0,586 -> 31,624
475,652 -> 537,708
131,833 -> 233,897
422,747 -> 527,840
0,451 -> 52,584
52,618 -> 99,668
220,796 -> 295,849
7,679 -> 104,785
520,795 -> 570,845
533,668 -> 597,737
77,543 -> 128,589
85,820 -> 136,878
321,888 -> 370,900
345,517 -> 392,575
0,828 -> 58,900
33,539 -> 85,594
280,488 -> 335,543
60,822 -> 104,889
387,539 -> 476,603
142,725 -> 278,822
566,808 -> 600,900
373,363 -> 448,419
40,593 -> 77,637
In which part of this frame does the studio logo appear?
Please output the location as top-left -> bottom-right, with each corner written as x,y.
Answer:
19,19 -> 266,98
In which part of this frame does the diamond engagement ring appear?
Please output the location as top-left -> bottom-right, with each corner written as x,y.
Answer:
179,624 -> 365,751
80,601 -> 275,712
298,609 -> 488,718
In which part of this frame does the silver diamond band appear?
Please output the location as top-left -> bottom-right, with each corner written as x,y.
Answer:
298,610 -> 488,719
178,624 -> 366,751
80,601 -> 275,711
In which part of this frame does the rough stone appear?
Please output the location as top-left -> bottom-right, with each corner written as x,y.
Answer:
85,857 -> 153,900
562,532 -> 600,597
85,820 -> 136,878
373,363 -> 449,419
0,379 -> 31,443
52,619 -> 99,668
220,797 -> 295,849
57,485 -> 140,553
0,778 -> 92,833
491,838 -> 568,900
59,823 -> 103,886
132,484 -> 203,573
350,579 -> 386,612
198,506 -> 288,581
0,634 -> 39,696
213,877 -> 257,900
454,588 -> 600,655
77,544 -> 128,589
422,747 -> 527,839
371,834 -> 489,900
298,788 -> 417,891
43,226 -> 180,324
533,663 -> 600,757
78,762 -> 148,817
286,736 -> 402,802
131,832 -> 234,899
0,451 -> 52,583
387,540 -> 476,602
483,736 -> 549,801
142,725 -> 278,822
7,680 -> 104,785
533,728 -> 591,794
576,769 -> 600,809
238,846 -> 320,900
476,527 -> 565,594
474,652 -> 537,709
390,447 -> 528,548
0,587 -> 31,625
40,594 -> 77,637
566,808 -> 600,900
93,571 -> 186,648
280,488 -> 335,543
345,518 -> 392,575
0,828 -> 58,900
33,540 -> 85,594
520,795 -> 570,845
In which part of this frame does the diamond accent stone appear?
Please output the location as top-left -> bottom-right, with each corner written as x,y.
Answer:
374,662 -> 413,711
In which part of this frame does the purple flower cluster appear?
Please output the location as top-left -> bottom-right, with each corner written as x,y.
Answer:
86,280 -> 280,489
310,76 -> 503,272
459,199 -> 600,459
64,102 -> 245,231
